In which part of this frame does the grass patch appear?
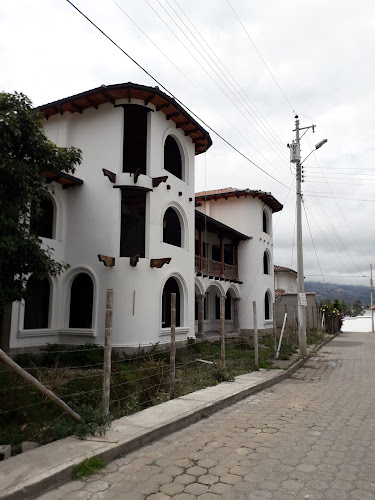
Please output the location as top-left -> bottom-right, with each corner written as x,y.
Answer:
72,456 -> 106,479
1,333 -> 327,455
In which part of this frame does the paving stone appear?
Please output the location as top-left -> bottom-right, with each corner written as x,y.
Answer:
186,466 -> 207,476
220,473 -> 242,484
197,474 -> 219,485
210,482 -> 233,494
184,483 -> 208,495
37,332 -> 375,500
160,482 -> 185,495
85,481 -> 110,493
174,474 -> 195,486
325,489 -> 351,499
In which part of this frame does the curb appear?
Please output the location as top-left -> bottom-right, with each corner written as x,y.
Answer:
0,333 -> 337,500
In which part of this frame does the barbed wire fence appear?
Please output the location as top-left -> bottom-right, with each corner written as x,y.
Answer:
0,294 -> 325,457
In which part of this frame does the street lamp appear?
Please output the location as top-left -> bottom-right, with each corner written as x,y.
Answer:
289,116 -> 327,355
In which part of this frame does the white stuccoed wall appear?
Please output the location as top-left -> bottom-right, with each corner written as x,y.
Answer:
275,271 -> 298,293
10,98 -> 197,349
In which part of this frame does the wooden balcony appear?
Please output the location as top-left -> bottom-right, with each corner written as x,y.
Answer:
195,255 -> 239,281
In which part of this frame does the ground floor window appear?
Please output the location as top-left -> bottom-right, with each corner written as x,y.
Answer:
24,275 -> 50,329
265,291 -> 271,320
69,273 -> 94,328
162,277 -> 181,327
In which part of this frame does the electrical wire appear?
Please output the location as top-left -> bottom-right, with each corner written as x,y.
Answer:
65,0 -> 292,191
165,0 -> 289,162
302,200 -> 331,298
226,0 -> 296,114
147,0 -> 290,171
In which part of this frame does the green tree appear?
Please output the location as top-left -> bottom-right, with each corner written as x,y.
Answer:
351,299 -> 364,317
0,92 -> 82,349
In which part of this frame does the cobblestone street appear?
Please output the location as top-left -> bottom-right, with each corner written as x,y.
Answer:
39,331 -> 375,500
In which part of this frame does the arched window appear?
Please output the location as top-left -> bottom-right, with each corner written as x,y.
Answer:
164,136 -> 182,180
69,273 -> 94,328
30,196 -> 54,239
263,209 -> 269,234
265,291 -> 271,320
163,207 -> 182,247
263,251 -> 270,274
162,277 -> 181,327
24,275 -> 50,329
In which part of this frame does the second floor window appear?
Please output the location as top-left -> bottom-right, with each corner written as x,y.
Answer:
163,207 -> 182,247
164,135 -> 182,180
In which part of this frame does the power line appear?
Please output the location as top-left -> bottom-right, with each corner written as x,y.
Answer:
168,0 -> 289,158
65,0 -> 292,190
110,0 -> 284,174
303,194 -> 375,202
302,201 -> 331,298
146,0 -> 290,170
226,0 -> 296,114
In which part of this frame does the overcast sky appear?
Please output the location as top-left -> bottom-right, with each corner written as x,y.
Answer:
1,0 -> 374,291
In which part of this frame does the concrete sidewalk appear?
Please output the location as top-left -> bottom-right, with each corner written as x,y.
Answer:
0,335 -> 334,500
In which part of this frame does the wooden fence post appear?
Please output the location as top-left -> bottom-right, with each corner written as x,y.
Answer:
253,301 -> 258,368
102,289 -> 113,416
0,349 -> 81,422
273,302 -> 277,356
170,293 -> 176,399
220,295 -> 225,367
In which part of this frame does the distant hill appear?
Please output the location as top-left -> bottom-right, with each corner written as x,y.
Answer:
304,281 -> 370,307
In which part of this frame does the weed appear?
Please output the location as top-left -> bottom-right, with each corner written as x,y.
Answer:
72,456 -> 106,479
211,364 -> 235,382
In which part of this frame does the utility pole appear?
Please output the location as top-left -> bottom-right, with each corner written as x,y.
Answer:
289,117 -> 327,354
371,264 -> 374,333
290,116 -> 307,355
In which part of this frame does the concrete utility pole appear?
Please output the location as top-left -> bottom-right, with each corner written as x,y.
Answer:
289,116 -> 327,356
371,264 -> 374,333
291,116 -> 307,355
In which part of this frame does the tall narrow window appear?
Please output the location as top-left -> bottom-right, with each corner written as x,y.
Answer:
123,105 -> 150,175
163,208 -> 182,247
164,136 -> 182,180
263,209 -> 269,234
265,291 -> 271,320
120,189 -> 146,258
263,251 -> 270,274
69,273 -> 93,328
162,277 -> 181,327
24,275 -> 50,329
30,197 -> 54,239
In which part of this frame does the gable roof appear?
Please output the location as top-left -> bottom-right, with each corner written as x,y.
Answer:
37,82 -> 212,155
195,187 -> 283,213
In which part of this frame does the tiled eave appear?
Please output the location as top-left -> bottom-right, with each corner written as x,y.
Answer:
37,82 -> 212,155
195,188 -> 283,213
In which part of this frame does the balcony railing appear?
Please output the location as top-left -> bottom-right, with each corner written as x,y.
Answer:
195,256 -> 238,281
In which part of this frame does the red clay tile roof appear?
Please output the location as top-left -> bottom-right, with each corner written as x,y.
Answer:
275,289 -> 285,298
195,188 -> 283,213
38,82 -> 212,155
274,265 -> 297,275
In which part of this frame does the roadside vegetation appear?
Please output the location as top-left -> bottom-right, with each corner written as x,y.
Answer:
0,332 -> 326,455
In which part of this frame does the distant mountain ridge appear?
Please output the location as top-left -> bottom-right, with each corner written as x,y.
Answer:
304,281 -> 371,306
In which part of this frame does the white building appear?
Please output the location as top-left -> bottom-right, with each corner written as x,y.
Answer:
274,265 -> 318,330
8,83 -> 283,351
194,188 -> 282,337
